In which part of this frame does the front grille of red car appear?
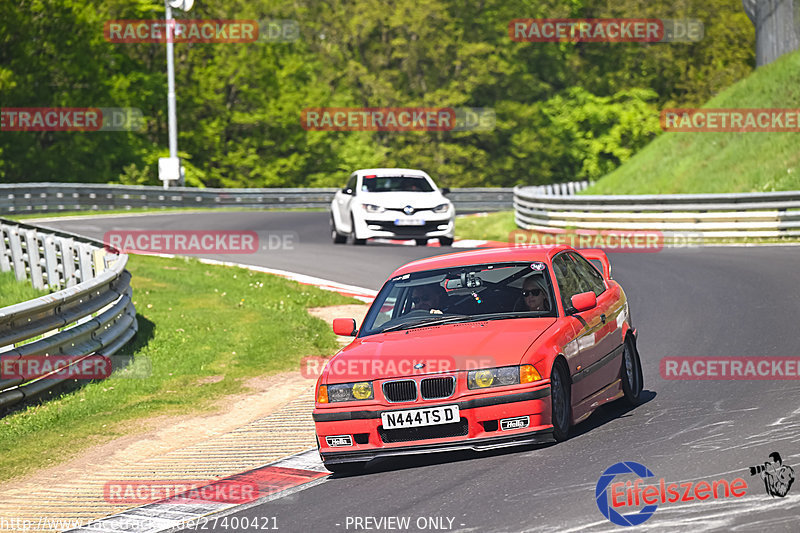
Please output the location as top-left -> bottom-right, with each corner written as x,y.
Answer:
420,377 -> 455,399
378,418 -> 469,443
383,380 -> 417,402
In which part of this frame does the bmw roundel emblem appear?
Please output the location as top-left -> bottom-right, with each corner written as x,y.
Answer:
403,205 -> 415,215
414,362 -> 425,369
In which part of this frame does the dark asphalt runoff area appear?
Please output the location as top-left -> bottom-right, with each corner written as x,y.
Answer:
41,211 -> 800,532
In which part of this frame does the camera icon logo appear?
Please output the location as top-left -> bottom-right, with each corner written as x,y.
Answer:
748,451 -> 795,498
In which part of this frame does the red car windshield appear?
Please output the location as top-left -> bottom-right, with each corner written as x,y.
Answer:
359,262 -> 556,337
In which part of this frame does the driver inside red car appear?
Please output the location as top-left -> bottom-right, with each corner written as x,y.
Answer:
521,276 -> 549,312
410,284 -> 447,314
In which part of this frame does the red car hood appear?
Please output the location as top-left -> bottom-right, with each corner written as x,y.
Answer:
324,318 -> 557,382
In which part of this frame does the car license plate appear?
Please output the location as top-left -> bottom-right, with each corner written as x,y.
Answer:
394,218 -> 425,226
381,405 -> 459,429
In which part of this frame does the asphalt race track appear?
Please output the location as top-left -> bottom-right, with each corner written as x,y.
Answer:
39,210 -> 443,290
42,211 -> 800,532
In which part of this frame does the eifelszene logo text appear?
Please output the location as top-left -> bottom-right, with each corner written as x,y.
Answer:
596,461 -> 747,526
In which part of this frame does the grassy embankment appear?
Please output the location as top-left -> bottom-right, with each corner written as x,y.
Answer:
457,50 -> 800,242
585,48 -> 800,195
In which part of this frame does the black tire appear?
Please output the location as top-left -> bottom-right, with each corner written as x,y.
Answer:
349,215 -> 366,245
324,462 -> 365,475
620,337 -> 644,405
439,236 -> 454,246
331,216 -> 346,244
415,238 -> 428,246
550,360 -> 571,442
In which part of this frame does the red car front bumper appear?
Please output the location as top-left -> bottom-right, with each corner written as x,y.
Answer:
314,384 -> 554,465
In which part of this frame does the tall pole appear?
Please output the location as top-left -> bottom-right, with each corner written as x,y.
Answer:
165,1 -> 179,189
743,0 -> 800,67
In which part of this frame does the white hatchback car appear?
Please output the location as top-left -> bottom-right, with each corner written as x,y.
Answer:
330,168 -> 455,246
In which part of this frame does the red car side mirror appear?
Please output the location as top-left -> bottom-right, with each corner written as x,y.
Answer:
571,291 -> 597,313
332,318 -> 357,336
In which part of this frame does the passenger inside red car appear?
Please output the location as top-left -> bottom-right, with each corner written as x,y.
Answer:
411,284 -> 447,314
521,276 -> 549,312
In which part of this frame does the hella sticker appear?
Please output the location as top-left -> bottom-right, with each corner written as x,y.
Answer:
325,435 -> 353,447
500,416 -> 530,430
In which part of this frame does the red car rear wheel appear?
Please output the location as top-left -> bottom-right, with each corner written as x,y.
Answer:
621,337 -> 644,405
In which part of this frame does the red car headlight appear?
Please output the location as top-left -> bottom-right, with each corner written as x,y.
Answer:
317,385 -> 329,403
324,381 -> 374,402
468,365 -> 541,389
520,364 -> 542,383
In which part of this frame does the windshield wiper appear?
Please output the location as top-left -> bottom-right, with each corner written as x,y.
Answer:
380,314 -> 469,333
471,312 -> 546,322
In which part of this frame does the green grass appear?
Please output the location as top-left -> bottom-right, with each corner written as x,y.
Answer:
4,206 -> 325,221
0,254 -> 355,482
0,271 -> 49,308
455,212 -> 517,243
585,48 -> 800,195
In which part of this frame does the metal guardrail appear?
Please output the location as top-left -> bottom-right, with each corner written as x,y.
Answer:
514,188 -> 800,239
0,218 -> 137,409
0,182 -> 587,215
0,184 -> 339,212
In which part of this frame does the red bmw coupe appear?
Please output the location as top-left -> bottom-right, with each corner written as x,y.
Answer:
313,245 -> 643,472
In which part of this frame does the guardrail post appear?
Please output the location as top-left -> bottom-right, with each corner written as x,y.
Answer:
92,248 -> 108,276
23,231 -> 45,290
59,238 -> 78,287
42,235 -> 61,290
0,227 -> 11,273
7,227 -> 27,282
77,243 -> 95,283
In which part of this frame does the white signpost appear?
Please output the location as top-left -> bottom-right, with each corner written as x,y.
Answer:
159,0 -> 194,188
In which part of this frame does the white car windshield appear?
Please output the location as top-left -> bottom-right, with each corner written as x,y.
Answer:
361,176 -> 434,193
359,262 -> 556,337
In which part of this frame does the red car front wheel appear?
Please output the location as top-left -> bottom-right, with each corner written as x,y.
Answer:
550,361 -> 571,442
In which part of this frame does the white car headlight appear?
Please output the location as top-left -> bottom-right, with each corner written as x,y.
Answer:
432,203 -> 450,213
361,203 -> 385,213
